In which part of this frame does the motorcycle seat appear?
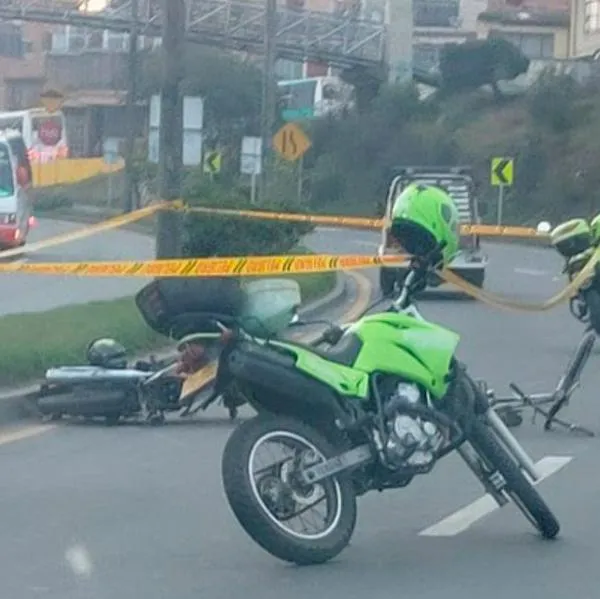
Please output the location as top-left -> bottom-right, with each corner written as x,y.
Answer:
285,332 -> 363,368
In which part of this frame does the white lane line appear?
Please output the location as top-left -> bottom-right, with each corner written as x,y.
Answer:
0,424 -> 56,447
514,267 -> 549,277
419,455 -> 573,537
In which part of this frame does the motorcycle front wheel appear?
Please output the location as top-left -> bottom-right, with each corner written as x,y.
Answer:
221,414 -> 357,566
467,418 -> 560,539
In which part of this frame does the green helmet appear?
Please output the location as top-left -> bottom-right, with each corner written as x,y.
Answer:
390,183 -> 460,266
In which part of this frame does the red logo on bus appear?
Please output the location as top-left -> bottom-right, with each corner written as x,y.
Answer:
37,120 -> 62,146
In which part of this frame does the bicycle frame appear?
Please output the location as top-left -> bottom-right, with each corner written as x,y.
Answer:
487,330 -> 596,437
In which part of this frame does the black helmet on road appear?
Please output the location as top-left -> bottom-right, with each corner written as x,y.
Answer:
86,338 -> 127,369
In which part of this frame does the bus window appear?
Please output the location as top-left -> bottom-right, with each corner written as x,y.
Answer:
32,114 -> 64,147
278,79 -> 318,120
31,112 -> 68,161
0,144 -> 15,197
0,116 -> 23,135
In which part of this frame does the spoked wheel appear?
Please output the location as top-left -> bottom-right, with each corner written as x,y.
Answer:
221,415 -> 357,565
467,418 -> 560,539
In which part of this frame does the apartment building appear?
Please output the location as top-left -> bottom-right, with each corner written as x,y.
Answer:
412,0 -> 488,71
570,0 -> 600,57
477,0 -> 569,61
276,0 -> 360,79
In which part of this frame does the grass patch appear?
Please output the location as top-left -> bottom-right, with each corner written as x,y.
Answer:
0,270 -> 337,388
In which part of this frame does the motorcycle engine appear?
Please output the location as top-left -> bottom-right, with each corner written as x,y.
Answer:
384,383 -> 444,468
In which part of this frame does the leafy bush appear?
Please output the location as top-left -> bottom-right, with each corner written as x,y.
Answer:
527,69 -> 580,133
306,83 -> 459,215
439,38 -> 529,96
181,174 -> 313,258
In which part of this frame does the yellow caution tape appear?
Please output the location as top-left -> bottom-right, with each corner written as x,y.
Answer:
0,254 -> 406,277
0,243 -> 596,313
459,224 -> 541,238
439,246 -> 599,311
167,202 -> 547,239
0,202 -> 164,260
172,203 -> 384,230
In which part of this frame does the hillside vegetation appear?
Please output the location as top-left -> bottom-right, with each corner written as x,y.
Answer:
40,45 -> 600,232
305,70 -> 600,226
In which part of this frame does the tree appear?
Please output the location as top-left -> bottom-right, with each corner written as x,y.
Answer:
140,44 -> 263,178
439,38 -> 530,99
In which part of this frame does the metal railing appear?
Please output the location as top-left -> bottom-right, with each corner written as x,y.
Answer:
0,0 -> 387,69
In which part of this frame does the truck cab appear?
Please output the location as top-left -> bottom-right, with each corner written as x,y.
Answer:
378,166 -> 487,296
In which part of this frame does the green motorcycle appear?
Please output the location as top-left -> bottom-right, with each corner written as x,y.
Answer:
212,184 -> 559,565
542,216 -> 600,334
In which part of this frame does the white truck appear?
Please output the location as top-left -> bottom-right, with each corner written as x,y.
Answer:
378,166 -> 488,295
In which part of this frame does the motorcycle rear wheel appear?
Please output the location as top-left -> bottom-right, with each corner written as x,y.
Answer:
467,418 -> 560,539
221,414 -> 357,565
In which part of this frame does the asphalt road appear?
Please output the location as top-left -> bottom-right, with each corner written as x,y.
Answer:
0,218 -> 154,315
1,227 -> 600,599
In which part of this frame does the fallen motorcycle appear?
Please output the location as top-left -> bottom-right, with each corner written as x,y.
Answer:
541,215 -> 600,333
35,276 -> 267,425
207,184 -> 560,566
36,334 -> 228,426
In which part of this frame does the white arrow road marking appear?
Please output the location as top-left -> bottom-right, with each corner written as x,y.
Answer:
514,267 -> 549,277
419,455 -> 572,537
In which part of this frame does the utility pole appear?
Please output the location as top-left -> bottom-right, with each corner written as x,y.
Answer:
259,0 -> 277,203
156,0 -> 185,259
123,0 -> 139,213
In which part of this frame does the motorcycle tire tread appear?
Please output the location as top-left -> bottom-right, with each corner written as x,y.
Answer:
468,418 -> 560,539
221,414 -> 357,566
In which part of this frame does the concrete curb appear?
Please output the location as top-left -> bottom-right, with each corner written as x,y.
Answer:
0,270 -> 350,429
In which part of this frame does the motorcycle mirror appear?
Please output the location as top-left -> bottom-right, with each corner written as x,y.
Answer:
537,221 -> 552,235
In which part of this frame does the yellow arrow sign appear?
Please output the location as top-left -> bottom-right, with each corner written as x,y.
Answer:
272,123 -> 311,162
203,151 -> 222,174
491,157 -> 514,187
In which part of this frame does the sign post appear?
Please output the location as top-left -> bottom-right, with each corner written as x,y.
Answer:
103,138 -> 120,207
272,123 -> 311,203
490,157 -> 514,225
241,137 -> 263,204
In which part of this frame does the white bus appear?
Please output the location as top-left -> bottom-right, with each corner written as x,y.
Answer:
0,108 -> 69,164
277,76 -> 355,121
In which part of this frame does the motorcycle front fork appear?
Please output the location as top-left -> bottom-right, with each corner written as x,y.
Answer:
457,407 -> 539,506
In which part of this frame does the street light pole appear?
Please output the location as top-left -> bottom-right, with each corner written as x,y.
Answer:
155,0 -> 185,259
123,0 -> 139,213
259,0 -> 277,203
